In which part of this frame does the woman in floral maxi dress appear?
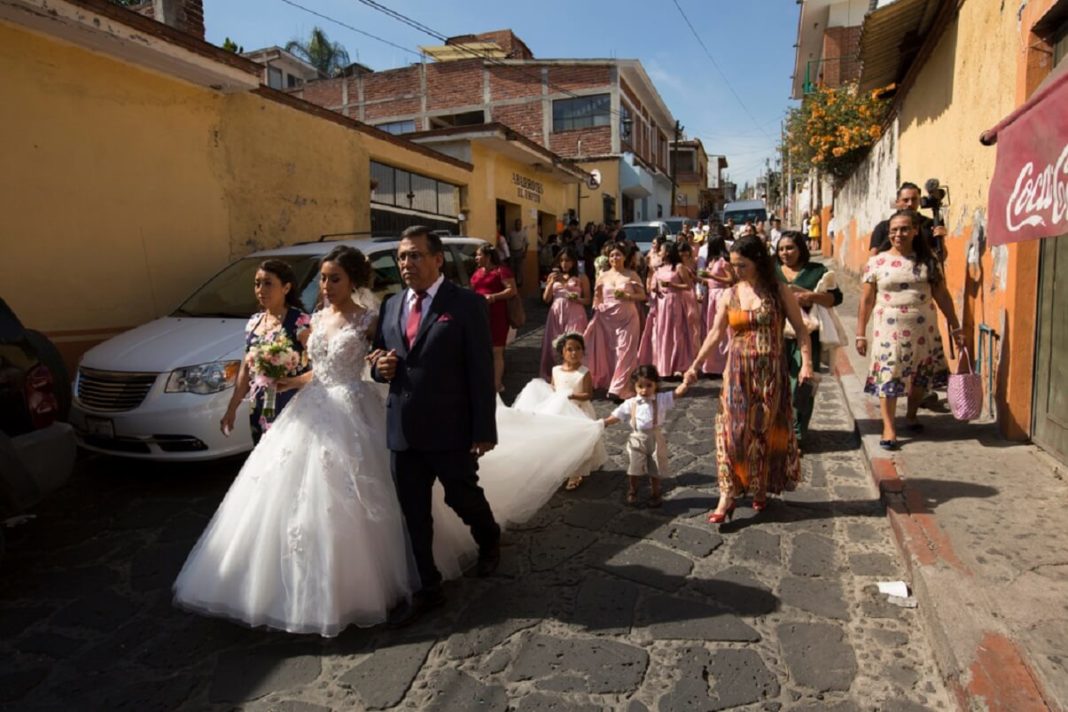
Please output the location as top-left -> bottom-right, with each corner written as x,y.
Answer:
684,235 -> 815,524
856,209 -> 964,449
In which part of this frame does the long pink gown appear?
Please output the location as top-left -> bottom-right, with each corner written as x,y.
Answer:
650,264 -> 696,376
539,275 -> 589,381
701,257 -> 732,374
638,284 -> 660,365
584,280 -> 640,399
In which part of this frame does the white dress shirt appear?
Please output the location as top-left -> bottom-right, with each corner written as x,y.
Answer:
400,274 -> 445,326
611,391 -> 676,431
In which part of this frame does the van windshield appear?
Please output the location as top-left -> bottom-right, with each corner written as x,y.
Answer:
173,256 -> 321,318
724,208 -> 768,224
621,226 -> 660,243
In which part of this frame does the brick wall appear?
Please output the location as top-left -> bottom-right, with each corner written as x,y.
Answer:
469,30 -> 534,60
426,60 -> 484,111
493,101 -> 544,143
300,80 -> 343,109
547,65 -> 612,93
549,126 -> 611,157
822,25 -> 863,87
489,65 -> 543,101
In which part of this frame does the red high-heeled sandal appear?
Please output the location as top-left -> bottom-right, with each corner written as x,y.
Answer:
708,501 -> 736,524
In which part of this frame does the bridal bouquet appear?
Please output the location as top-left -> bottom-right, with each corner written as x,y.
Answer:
246,332 -> 301,420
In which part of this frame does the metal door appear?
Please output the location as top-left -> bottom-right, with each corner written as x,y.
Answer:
1033,234 -> 1068,463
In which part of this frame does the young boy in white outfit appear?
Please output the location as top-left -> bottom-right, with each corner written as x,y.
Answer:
602,365 -> 689,507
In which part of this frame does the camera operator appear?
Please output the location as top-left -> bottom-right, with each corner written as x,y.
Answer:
868,181 -> 947,261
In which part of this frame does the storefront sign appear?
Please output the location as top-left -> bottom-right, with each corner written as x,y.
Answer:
984,70 -> 1068,246
513,172 -> 543,204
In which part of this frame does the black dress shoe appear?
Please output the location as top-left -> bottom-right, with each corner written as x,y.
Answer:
387,587 -> 445,628
475,544 -> 500,577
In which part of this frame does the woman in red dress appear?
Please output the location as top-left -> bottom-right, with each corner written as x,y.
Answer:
471,243 -> 518,392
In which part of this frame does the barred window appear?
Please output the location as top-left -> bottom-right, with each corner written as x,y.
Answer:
370,161 -> 460,218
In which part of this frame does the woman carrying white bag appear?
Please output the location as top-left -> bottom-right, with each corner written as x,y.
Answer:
775,232 -> 847,445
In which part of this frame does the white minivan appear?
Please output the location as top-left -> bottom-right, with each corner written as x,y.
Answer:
69,236 -> 488,461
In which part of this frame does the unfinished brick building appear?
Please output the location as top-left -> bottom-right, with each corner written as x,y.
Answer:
293,30 -> 678,224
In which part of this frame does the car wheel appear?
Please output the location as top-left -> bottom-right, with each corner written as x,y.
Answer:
24,330 -> 71,422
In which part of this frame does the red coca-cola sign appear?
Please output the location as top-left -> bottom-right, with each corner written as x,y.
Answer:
985,71 -> 1068,246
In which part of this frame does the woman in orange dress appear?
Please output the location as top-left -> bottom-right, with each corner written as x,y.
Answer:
684,236 -> 815,524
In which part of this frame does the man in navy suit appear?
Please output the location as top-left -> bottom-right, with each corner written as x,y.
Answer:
371,226 -> 501,622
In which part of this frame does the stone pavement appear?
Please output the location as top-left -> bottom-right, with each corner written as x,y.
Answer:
835,270 -> 1068,712
1,301 -> 953,711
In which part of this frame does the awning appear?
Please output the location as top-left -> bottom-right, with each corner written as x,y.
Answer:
981,67 -> 1068,246
857,0 -> 940,92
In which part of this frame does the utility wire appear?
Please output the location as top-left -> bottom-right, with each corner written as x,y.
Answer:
669,0 -> 774,142
278,0 -> 420,58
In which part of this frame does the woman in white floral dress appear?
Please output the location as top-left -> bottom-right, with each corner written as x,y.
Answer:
856,210 -> 964,450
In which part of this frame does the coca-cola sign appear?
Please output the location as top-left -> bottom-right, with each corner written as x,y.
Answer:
987,73 -> 1068,246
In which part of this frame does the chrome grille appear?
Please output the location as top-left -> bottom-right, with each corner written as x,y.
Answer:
77,368 -> 158,412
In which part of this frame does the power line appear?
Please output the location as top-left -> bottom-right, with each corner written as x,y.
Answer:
278,0 -> 420,58
668,0 -> 774,141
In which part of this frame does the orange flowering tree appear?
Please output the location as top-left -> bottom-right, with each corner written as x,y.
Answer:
786,82 -> 890,183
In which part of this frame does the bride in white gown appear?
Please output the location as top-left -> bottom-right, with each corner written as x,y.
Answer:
174,248 -> 603,637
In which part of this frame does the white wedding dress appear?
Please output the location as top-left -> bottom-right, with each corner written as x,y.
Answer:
174,309 -> 604,637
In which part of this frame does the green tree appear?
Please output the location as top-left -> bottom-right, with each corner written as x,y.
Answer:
285,27 -> 351,78
222,37 -> 243,54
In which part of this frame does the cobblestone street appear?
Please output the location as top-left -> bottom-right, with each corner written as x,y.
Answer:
1,316 -> 954,711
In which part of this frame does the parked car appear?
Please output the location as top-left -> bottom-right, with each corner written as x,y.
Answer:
0,298 -> 77,554
69,236 -> 489,461
621,220 -> 675,254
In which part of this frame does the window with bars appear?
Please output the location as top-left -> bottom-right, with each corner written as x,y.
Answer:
370,161 -> 461,218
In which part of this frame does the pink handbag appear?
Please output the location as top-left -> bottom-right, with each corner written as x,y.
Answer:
948,347 -> 982,421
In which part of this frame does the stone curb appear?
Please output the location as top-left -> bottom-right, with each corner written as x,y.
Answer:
830,349 -> 1055,712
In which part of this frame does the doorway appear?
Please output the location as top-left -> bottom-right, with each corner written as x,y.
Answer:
1033,233 -> 1068,464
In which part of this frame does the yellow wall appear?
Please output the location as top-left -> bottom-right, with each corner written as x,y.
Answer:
463,143 -> 581,292
576,159 -> 621,225
0,22 -> 228,345
677,182 -> 703,217
0,21 -> 468,368
895,1 -> 1032,437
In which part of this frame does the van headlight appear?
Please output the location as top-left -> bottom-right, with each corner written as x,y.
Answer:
165,361 -> 240,395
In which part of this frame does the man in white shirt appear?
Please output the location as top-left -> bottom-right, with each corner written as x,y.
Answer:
769,216 -> 783,250
507,219 -> 529,287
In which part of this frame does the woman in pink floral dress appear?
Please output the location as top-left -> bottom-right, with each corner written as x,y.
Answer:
856,210 -> 964,450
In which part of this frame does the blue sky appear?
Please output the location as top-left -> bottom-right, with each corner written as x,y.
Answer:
204,0 -> 799,185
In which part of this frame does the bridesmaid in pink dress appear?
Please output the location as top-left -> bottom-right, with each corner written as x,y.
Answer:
678,243 -> 703,352
638,237 -> 667,365
697,233 -> 734,375
539,247 -> 591,381
650,243 -> 697,376
584,242 -> 646,400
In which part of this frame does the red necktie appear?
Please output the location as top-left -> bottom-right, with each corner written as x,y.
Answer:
405,291 -> 427,348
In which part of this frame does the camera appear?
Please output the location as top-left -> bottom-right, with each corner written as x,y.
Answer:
921,178 -> 950,226
921,178 -> 948,211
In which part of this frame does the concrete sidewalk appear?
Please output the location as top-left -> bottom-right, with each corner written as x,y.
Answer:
832,268 -> 1068,711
